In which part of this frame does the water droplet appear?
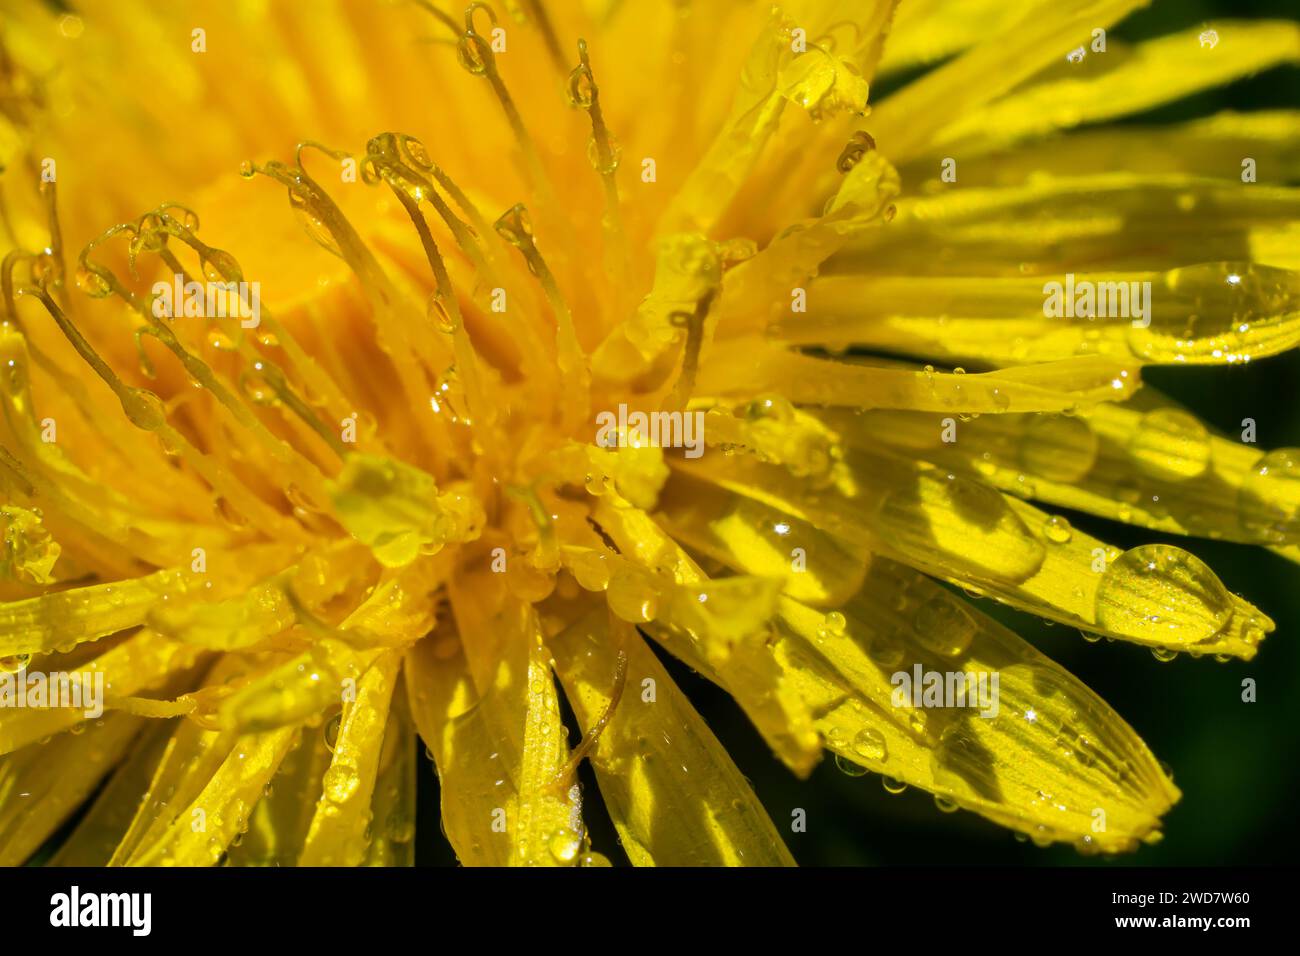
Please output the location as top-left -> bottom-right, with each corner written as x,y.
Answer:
202,249 -> 243,283
288,193 -> 343,258
852,728 -> 887,762
934,794 -> 959,814
238,366 -> 281,407
0,653 -> 31,674
570,550 -> 611,591
835,753 -> 868,777
867,637 -> 904,668
1042,514 -> 1073,544
835,130 -> 875,173
493,204 -> 534,247
426,290 -> 460,334
607,569 -> 658,623
578,851 -> 612,867
817,610 -> 847,640
1093,544 -> 1233,645
324,712 -> 342,753
586,133 -> 621,174
566,64 -> 595,108
74,266 -> 112,299
456,32 -> 490,74
548,828 -> 582,864
323,762 -> 360,803
1128,262 -> 1300,364
120,388 -> 166,430
881,775 -> 908,795
911,596 -> 977,656
1020,415 -> 1098,482
401,136 -> 434,171
1127,408 -> 1211,481
1238,448 -> 1300,543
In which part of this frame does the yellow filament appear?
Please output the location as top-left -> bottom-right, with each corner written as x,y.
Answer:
245,156 -> 453,473
568,39 -> 630,316
148,209 -> 357,457
494,203 -> 590,434
548,646 -> 628,792
15,286 -> 303,540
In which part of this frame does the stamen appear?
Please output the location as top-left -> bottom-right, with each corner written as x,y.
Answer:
408,0 -> 461,38
0,446 -> 35,497
244,154 -> 455,470
2,250 -> 31,328
567,39 -> 630,313
80,215 -> 347,481
445,3 -> 561,219
92,217 -> 321,463
548,647 -> 628,792
664,290 -> 715,412
142,207 -> 358,447
370,134 -> 557,388
150,236 -> 347,461
506,483 -> 558,569
368,136 -> 499,446
494,203 -> 590,432
393,134 -> 499,263
16,284 -> 300,538
36,180 -> 66,300
365,134 -> 494,284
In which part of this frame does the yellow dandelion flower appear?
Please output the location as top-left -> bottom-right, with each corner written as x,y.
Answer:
0,0 -> 1296,867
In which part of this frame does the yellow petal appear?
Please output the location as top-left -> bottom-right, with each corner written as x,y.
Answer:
298,650 -> 402,865
109,656 -> 253,863
0,714 -> 144,865
698,343 -> 1141,410
592,495 -> 822,776
654,470 -> 871,606
0,628 -> 205,754
792,262 -> 1300,366
660,2 -> 890,237
677,448 -> 1272,658
406,604 -> 584,866
226,722 -> 333,867
819,392 -> 1300,548
902,111 -> 1300,191
48,721 -> 172,866
880,0 -> 1051,73
511,629 -> 584,866
774,557 -> 1179,851
870,0 -> 1148,162
405,629 -> 512,866
830,177 -> 1300,280
550,610 -> 796,866
0,542 -> 299,658
932,23 -> 1300,153
363,685 -> 416,866
126,725 -> 298,866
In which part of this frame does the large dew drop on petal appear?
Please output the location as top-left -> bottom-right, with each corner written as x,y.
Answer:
1093,544 -> 1233,645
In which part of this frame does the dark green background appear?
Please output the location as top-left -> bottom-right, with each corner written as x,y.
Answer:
418,0 -> 1300,867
